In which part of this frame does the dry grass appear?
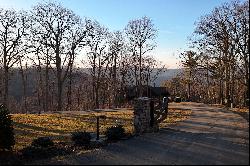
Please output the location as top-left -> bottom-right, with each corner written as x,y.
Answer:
231,108 -> 249,113
11,111 -> 133,151
11,108 -> 192,152
160,109 -> 192,128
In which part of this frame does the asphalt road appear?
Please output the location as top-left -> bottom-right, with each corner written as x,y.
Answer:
37,102 -> 249,165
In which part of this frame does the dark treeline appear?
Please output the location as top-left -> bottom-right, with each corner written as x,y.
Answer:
0,2 -> 166,113
163,0 -> 249,108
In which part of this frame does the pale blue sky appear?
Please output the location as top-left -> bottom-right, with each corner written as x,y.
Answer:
0,0 -> 234,68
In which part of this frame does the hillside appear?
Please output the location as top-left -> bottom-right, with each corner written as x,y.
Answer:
153,68 -> 183,86
79,68 -> 183,86
6,68 -> 182,102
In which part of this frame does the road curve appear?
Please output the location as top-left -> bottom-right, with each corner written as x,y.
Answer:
42,102 -> 249,165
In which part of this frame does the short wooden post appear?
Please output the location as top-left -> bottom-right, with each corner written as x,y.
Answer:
96,115 -> 106,140
96,116 -> 99,140
150,100 -> 154,127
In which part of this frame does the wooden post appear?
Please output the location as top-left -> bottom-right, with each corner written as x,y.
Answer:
96,116 -> 99,140
150,100 -> 154,127
96,115 -> 106,140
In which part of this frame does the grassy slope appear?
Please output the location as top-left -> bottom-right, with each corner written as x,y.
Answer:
11,109 -> 192,151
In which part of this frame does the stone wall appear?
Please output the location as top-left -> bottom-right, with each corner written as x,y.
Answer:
134,97 -> 159,134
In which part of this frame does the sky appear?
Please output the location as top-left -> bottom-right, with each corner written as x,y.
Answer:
0,0 -> 233,69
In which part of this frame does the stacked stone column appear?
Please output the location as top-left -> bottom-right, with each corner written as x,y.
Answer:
134,97 -> 159,135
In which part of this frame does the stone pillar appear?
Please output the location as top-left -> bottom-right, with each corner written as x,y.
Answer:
134,97 -> 158,135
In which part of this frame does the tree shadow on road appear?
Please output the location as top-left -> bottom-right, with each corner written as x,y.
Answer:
230,111 -> 249,122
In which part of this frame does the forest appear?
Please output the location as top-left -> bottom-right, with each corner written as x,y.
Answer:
0,0 -> 249,113
0,2 -> 167,113
163,0 -> 249,108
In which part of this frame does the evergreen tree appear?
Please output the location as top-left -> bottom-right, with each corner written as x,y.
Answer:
0,104 -> 15,151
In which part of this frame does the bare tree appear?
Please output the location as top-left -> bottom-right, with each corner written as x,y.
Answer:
230,0 -> 249,106
0,8 -> 29,108
117,44 -> 133,106
180,51 -> 199,101
125,16 -> 157,97
31,2 -> 90,111
107,31 -> 124,107
192,0 -> 249,107
143,55 -> 166,96
86,20 -> 109,109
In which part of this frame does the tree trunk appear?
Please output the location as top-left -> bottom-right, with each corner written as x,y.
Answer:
139,45 -> 142,97
206,61 -> 210,102
225,64 -> 230,107
187,69 -> 191,101
56,49 -> 63,112
245,66 -> 249,106
3,44 -> 9,107
95,54 -> 103,109
92,53 -> 96,109
67,66 -> 72,111
113,54 -> 117,107
3,66 -> 9,108
45,66 -> 49,112
134,65 -> 138,97
19,58 -> 28,113
57,77 -> 62,112
45,49 -> 49,112
219,78 -> 223,105
230,66 -> 235,108
37,55 -> 43,114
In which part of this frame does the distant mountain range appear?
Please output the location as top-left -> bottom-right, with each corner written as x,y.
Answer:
152,68 -> 183,86
78,68 -> 183,87
6,68 -> 183,101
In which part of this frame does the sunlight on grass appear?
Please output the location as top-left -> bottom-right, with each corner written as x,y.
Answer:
160,109 -> 192,128
11,108 -> 191,151
11,111 -> 133,151
231,108 -> 249,113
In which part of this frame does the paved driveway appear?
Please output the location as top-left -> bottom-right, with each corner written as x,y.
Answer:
41,103 -> 249,165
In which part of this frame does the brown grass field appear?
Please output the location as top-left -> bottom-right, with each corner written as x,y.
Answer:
11,108 -> 192,152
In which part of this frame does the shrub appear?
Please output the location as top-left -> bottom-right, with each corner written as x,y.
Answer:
0,104 -> 15,151
71,131 -> 91,146
21,146 -> 52,159
105,125 -> 125,141
31,137 -> 54,148
21,145 -> 72,160
0,151 -> 23,165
